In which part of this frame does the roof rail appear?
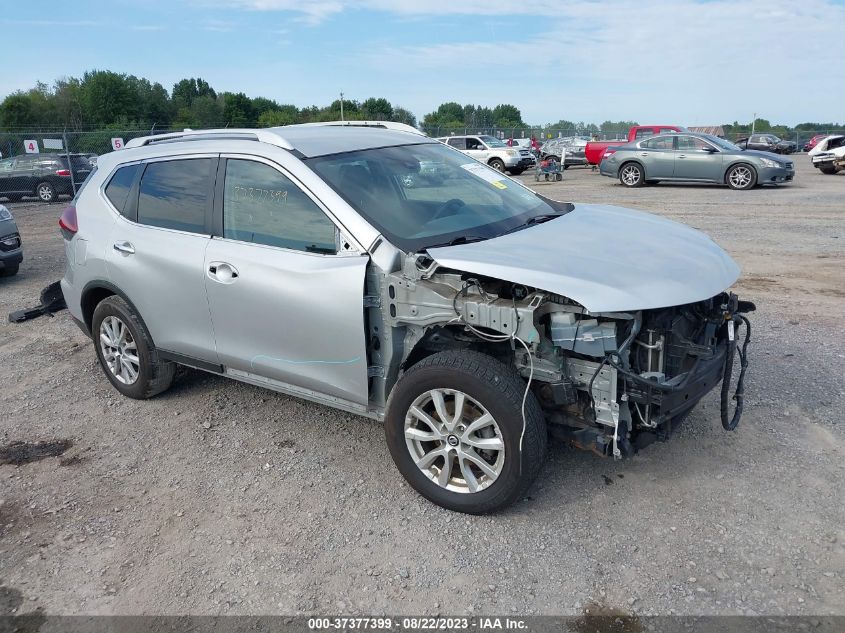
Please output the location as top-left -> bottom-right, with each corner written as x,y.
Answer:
283,120 -> 425,136
124,128 -> 294,150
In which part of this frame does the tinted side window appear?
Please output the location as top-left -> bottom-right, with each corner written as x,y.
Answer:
223,159 -> 336,254
447,138 -> 466,150
642,136 -> 674,150
138,159 -> 212,233
105,164 -> 140,217
634,128 -> 655,140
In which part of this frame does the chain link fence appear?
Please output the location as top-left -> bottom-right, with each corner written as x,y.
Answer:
3,125 -> 844,204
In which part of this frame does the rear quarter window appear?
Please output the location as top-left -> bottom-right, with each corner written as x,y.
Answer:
105,164 -> 140,217
137,159 -> 213,233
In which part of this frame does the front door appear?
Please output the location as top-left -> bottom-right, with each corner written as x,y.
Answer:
464,137 -> 489,163
673,135 -> 723,181
204,157 -> 369,405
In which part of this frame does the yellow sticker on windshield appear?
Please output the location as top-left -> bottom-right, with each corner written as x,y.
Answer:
491,181 -> 507,189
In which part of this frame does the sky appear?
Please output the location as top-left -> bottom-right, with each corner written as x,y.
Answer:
2,0 -> 845,126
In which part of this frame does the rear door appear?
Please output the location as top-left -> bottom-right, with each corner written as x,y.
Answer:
203,156 -> 369,405
638,135 -> 676,178
673,135 -> 722,181
105,156 -> 219,363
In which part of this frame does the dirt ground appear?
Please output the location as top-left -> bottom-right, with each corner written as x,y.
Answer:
0,157 -> 843,618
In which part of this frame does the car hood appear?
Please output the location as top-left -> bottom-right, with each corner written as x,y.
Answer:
427,203 -> 740,313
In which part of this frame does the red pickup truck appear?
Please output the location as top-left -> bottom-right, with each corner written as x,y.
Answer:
585,125 -> 686,165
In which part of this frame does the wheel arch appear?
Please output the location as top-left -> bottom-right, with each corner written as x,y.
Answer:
617,159 -> 647,178
723,160 -> 757,183
80,280 -> 145,338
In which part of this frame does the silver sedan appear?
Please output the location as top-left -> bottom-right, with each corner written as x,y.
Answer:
599,133 -> 795,190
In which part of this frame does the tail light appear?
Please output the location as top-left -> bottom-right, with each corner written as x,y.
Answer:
602,149 -> 617,159
55,169 -> 71,176
59,205 -> 78,240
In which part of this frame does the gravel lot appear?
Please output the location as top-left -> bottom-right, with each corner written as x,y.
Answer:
1,157 -> 843,618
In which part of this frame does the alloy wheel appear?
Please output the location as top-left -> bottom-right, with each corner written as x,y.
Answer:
621,165 -> 641,186
729,166 -> 752,188
38,184 -> 54,202
404,388 -> 505,494
99,316 -> 140,385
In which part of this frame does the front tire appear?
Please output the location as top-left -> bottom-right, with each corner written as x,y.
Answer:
385,350 -> 547,514
489,159 -> 505,172
92,295 -> 175,399
36,182 -> 56,203
0,264 -> 19,277
726,164 -> 757,190
508,168 -> 525,176
619,162 -> 644,187
818,164 -> 840,175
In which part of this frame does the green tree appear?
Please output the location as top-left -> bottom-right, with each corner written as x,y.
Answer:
492,103 -> 523,128
172,78 -> 216,111
392,106 -> 417,127
361,97 -> 393,121
0,93 -> 37,127
81,70 -> 139,125
222,92 -> 255,126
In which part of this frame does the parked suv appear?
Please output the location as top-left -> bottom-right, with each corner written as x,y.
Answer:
61,122 -> 753,514
436,135 -> 532,175
0,153 -> 94,203
0,204 -> 23,276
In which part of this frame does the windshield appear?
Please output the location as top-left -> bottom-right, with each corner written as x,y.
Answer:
705,135 -> 741,151
479,135 -> 507,148
307,142 -> 571,252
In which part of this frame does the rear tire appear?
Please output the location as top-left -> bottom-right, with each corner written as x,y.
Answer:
36,182 -> 56,202
0,264 -> 19,277
619,162 -> 644,187
726,164 -> 757,190
385,350 -> 547,514
92,295 -> 175,399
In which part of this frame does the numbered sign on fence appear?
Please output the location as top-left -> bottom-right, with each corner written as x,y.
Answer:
111,138 -> 124,151
23,140 -> 39,154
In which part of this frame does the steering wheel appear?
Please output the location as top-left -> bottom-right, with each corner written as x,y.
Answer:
431,198 -> 466,221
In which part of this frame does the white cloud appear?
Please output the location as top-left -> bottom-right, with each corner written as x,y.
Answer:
346,0 -> 845,124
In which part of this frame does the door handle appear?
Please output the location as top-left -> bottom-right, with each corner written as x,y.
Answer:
678,154 -> 687,159
639,152 -> 649,156
208,261 -> 239,283
113,241 -> 135,254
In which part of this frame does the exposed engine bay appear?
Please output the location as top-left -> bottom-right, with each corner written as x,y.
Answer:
366,253 -> 754,458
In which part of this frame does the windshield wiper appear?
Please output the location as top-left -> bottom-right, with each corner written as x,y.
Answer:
503,212 -> 565,235
424,235 -> 488,249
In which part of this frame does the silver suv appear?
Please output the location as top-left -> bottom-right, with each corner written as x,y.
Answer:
436,135 -> 533,175
60,122 -> 753,514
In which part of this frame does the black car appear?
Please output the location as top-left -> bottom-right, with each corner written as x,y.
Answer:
0,153 -> 94,203
0,204 -> 23,276
735,134 -> 796,154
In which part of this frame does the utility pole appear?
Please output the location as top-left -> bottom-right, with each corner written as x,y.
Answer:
751,112 -> 756,137
340,92 -> 344,122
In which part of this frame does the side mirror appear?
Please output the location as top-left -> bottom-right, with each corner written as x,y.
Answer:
702,146 -> 718,153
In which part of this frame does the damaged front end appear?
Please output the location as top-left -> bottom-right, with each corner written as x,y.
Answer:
369,254 -> 754,459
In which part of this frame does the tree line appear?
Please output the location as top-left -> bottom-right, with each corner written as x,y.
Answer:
0,71 -> 417,130
1,70 -> 841,137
